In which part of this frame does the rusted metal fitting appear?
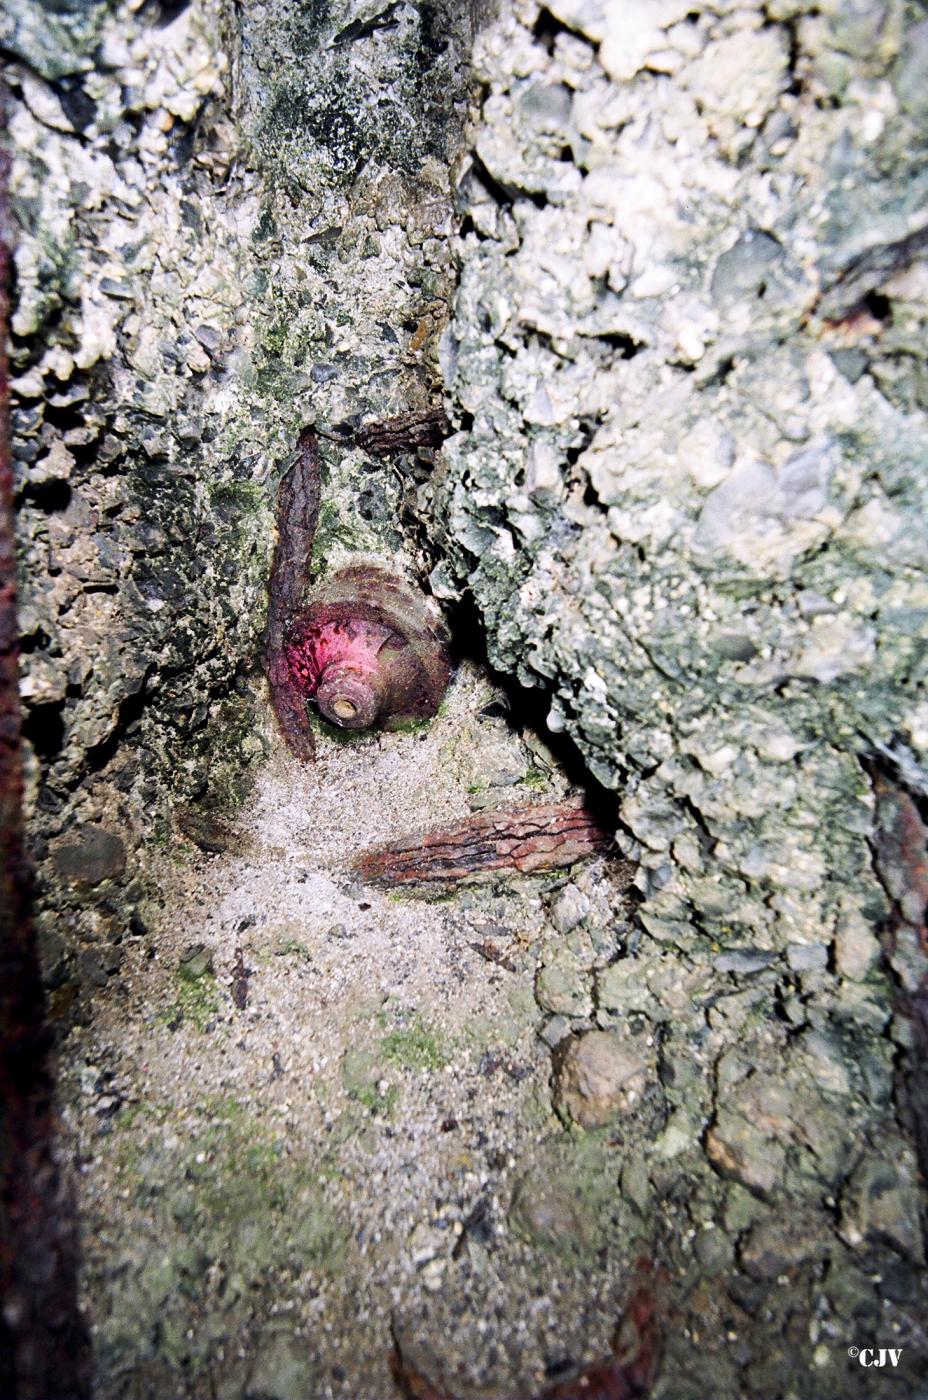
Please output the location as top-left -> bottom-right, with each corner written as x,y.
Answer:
284,565 -> 451,731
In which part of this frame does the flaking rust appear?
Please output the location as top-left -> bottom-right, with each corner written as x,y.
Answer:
353,798 -> 613,887
868,764 -> 928,1188
870,768 -> 928,953
265,427 -> 323,762
355,406 -> 451,457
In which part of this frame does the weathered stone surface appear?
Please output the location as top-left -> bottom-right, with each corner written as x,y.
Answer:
549,882 -> 590,934
553,1030 -> 647,1128
245,1329 -> 321,1400
175,806 -> 240,855
739,1214 -> 827,1281
432,0 -> 928,973
428,12 -> 928,1385
11,1 -> 928,1397
839,1148 -> 926,1264
535,945 -> 594,1018
10,0 -> 473,1000
507,1130 -> 639,1266
509,1177 -> 591,1252
54,825 -> 127,885
705,1114 -> 785,1200
834,902 -> 881,982
9,4 -> 475,1394
177,944 -> 214,982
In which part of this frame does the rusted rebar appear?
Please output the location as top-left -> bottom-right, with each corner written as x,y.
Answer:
264,426 -> 323,761
355,406 -> 451,457
353,798 -> 613,888
0,111 -> 92,1400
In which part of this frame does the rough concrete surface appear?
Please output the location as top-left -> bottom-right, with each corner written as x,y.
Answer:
428,2 -> 928,1386
5,0 -> 928,1395
6,0 -> 473,1001
63,665 -> 647,1400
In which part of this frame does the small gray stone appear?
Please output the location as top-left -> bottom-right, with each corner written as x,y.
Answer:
246,1329 -> 319,1400
785,943 -> 828,972
834,906 -> 879,981
77,948 -> 109,988
706,1112 -> 785,1198
535,951 -> 594,1017
539,1014 -> 573,1048
896,20 -> 928,119
176,806 -> 238,854
178,944 -> 214,981
695,1226 -> 734,1274
711,230 -> 787,308
799,1029 -> 852,1097
839,1150 -> 925,1263
194,323 -> 222,352
99,943 -> 124,975
550,883 -> 590,934
509,1175 -> 592,1252
37,925 -> 69,987
714,948 -> 777,974
486,762 -> 527,788
54,825 -> 127,885
739,1214 -> 825,1279
620,1152 -> 652,1216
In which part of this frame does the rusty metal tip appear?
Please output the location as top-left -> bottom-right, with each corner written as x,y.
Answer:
284,565 -> 451,734
316,662 -> 383,729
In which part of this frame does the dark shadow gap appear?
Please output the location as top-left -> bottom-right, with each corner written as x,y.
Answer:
440,589 -> 623,837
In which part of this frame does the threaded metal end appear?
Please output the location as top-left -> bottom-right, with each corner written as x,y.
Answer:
315,662 -> 384,729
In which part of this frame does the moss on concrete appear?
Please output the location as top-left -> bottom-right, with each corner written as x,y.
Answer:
159,967 -> 221,1033
93,1095 -> 348,1387
380,1011 -> 450,1072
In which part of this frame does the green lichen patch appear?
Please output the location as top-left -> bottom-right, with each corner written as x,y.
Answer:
310,499 -> 363,574
250,1 -> 466,185
308,709 -> 378,747
340,1042 -> 400,1118
354,1082 -> 401,1117
379,1010 -> 450,1072
159,966 -> 220,1032
519,766 -> 549,793
274,936 -> 313,960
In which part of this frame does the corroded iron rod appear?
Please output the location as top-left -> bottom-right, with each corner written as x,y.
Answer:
353,798 -> 612,887
0,118 -> 91,1400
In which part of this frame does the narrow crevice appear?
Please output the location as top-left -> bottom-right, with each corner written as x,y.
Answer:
439,590 -> 622,833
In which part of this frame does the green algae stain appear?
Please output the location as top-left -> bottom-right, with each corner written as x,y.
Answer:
159,966 -> 220,1033
380,1012 -> 449,1072
309,710 -> 375,747
520,766 -> 549,792
354,1082 -> 401,1117
340,1043 -> 400,1117
99,1097 -> 348,1382
508,1129 -> 647,1266
311,499 -> 361,569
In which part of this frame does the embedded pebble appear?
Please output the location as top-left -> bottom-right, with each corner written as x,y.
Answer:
553,1030 -> 648,1128
549,883 -> 590,935
54,826 -> 127,885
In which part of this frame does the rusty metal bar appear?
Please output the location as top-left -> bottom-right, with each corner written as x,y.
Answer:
0,90 -> 91,1400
